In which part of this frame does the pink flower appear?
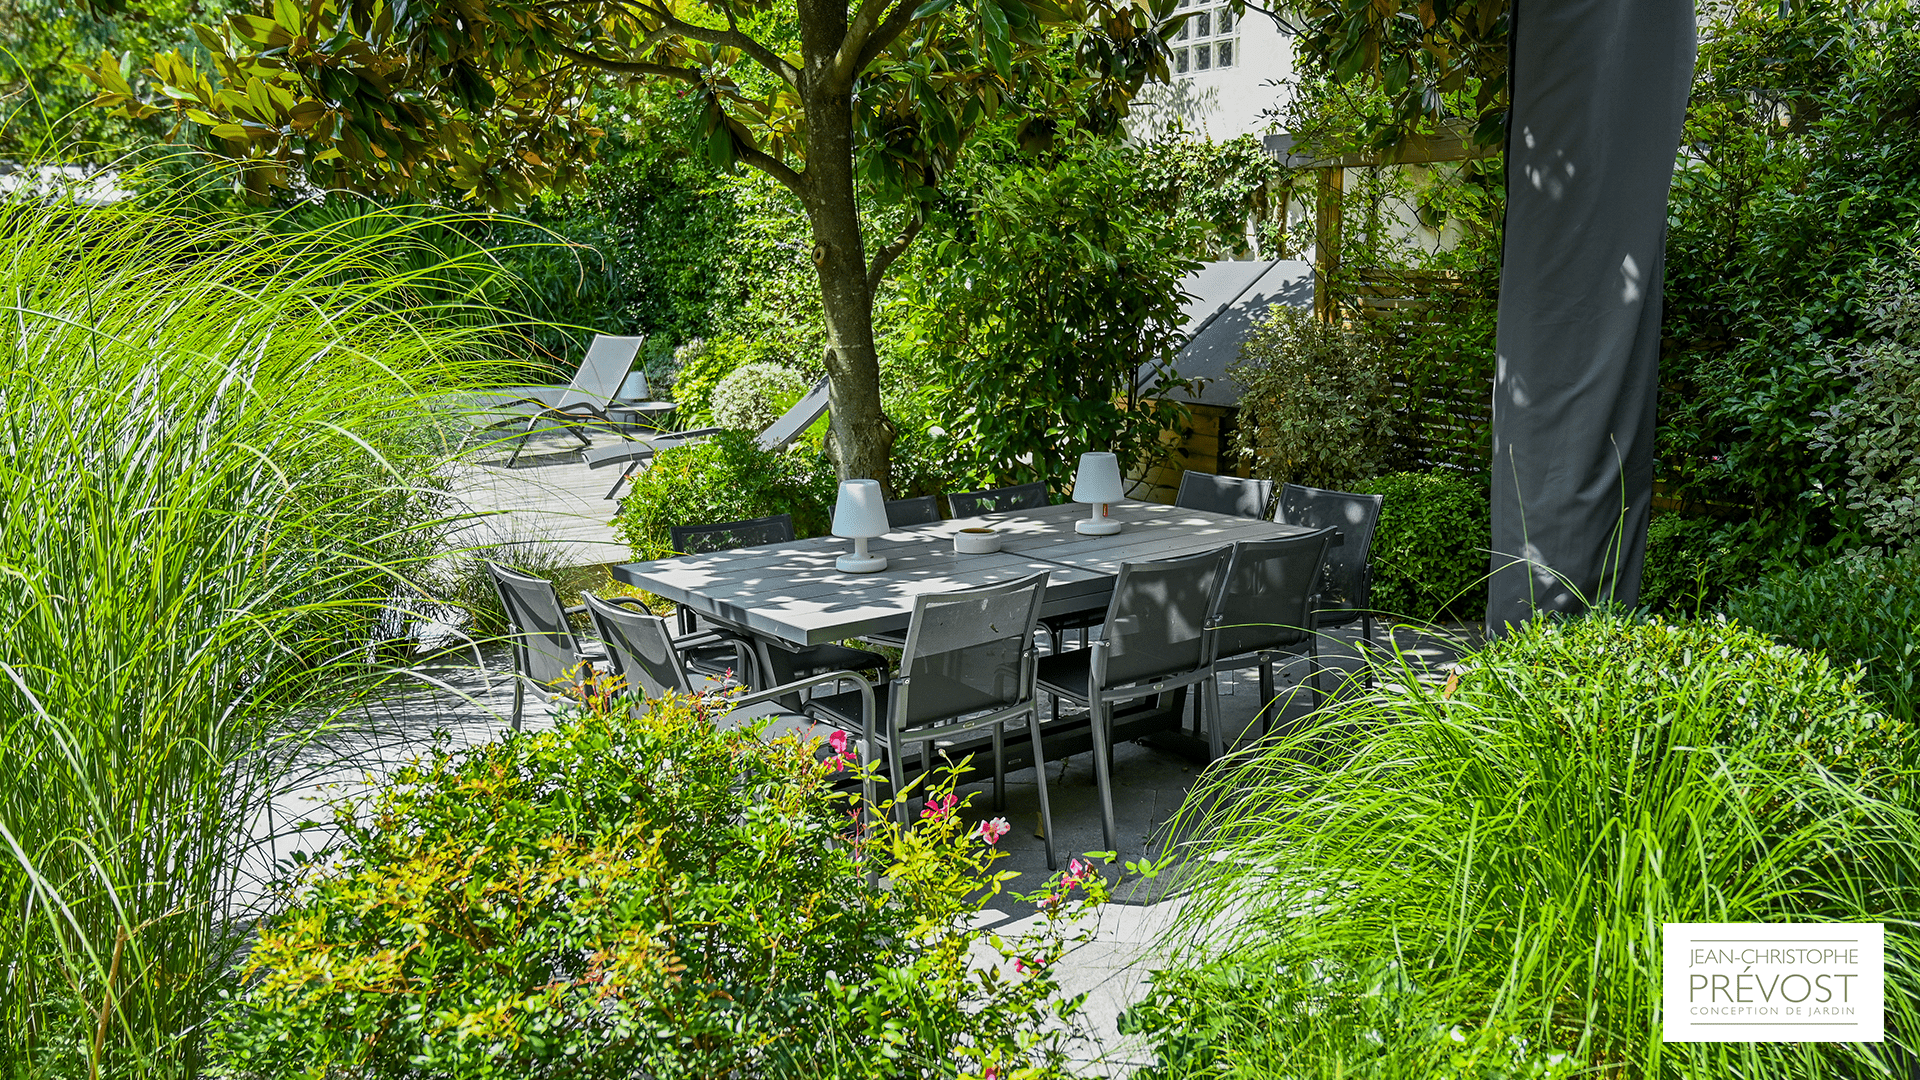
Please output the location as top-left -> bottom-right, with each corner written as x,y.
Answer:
828,729 -> 850,755
976,817 -> 1010,845
984,1069 -> 999,1080
920,793 -> 959,820
1013,956 -> 1044,975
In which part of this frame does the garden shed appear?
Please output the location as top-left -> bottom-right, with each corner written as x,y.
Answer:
1136,258 -> 1313,502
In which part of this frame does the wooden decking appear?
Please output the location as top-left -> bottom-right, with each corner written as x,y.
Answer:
446,430 -> 632,566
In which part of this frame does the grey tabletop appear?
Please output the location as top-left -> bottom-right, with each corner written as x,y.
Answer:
611,500 -> 1329,647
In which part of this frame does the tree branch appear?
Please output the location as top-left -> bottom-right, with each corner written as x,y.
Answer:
550,42 -> 705,83
736,141 -> 808,202
831,0 -> 896,85
625,0 -> 802,88
866,201 -> 925,292
848,0 -> 922,79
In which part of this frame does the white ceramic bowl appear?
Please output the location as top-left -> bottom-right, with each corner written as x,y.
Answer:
954,527 -> 1002,554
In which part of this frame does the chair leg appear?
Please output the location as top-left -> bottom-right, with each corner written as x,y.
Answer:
1204,676 -> 1224,761
888,732 -> 910,828
992,723 -> 1006,811
1026,706 -> 1057,871
1089,699 -> 1117,854
510,678 -> 524,731
1258,657 -> 1277,736
506,416 -> 541,467
1306,638 -> 1323,711
603,461 -> 640,501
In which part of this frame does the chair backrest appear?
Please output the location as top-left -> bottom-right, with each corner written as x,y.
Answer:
754,378 -> 831,452
884,495 -> 941,528
893,572 -> 1049,730
487,562 -> 582,693
947,482 -> 1048,518
1176,471 -> 1274,520
1274,484 -> 1384,620
1211,529 -> 1337,660
556,334 -> 646,410
1094,546 -> 1233,689
581,592 -> 693,700
669,513 -> 797,555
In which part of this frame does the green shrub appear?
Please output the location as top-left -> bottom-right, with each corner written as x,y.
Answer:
1230,306 -> 1397,489
909,139 -> 1200,494
1638,513 -> 1744,615
1728,544 -> 1920,724
1125,613 -> 1920,1079
613,431 -> 835,560
711,360 -> 809,432
213,688 -> 1107,1078
668,335 -> 817,428
1352,470 -> 1488,622
1808,242 -> 1920,548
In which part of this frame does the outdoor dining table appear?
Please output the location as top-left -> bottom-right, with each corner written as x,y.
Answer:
611,499 -> 1339,764
611,498 -> 1336,649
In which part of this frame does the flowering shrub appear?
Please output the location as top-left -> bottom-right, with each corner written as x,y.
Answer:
211,687 -> 1105,1079
711,360 -> 810,433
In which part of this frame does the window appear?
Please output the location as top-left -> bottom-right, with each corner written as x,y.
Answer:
1174,4 -> 1234,72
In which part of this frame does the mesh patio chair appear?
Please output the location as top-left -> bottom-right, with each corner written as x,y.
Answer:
884,495 -> 942,527
806,572 -> 1059,867
587,378 -> 830,499
947,481 -> 1104,653
1206,529 -> 1338,751
488,562 -> 610,730
1036,545 -> 1233,852
667,514 -> 889,694
1175,470 -> 1275,520
1274,484 -> 1385,650
946,482 -> 1048,518
580,591 -> 749,700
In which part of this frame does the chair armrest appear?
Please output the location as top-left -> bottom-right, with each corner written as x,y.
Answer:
670,629 -> 730,649
731,670 -> 878,718
562,603 -> 588,616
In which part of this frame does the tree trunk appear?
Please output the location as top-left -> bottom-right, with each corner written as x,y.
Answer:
796,4 -> 895,490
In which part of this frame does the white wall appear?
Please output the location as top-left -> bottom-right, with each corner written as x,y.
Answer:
1138,9 -> 1294,140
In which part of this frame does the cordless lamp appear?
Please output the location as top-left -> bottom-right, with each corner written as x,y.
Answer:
831,479 -> 890,573
1071,452 -> 1125,536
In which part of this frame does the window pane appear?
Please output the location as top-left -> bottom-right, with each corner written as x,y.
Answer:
1217,39 -> 1232,67
1194,43 -> 1211,69
1218,7 -> 1233,31
1194,10 -> 1210,35
1175,47 -> 1189,73
1177,19 -> 1189,39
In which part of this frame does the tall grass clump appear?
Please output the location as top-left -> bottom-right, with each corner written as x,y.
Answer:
1125,613 -> 1920,1079
0,195 -> 507,1077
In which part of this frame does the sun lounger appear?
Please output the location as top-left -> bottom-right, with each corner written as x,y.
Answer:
585,377 -> 830,499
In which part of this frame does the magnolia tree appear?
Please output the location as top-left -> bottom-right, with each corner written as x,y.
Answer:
85,0 -> 1181,486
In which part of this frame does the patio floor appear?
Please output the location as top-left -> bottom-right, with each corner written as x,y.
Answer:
263,437 -> 1478,1075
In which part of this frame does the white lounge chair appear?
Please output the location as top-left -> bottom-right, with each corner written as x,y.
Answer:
462,334 -> 647,466
585,377 -> 830,499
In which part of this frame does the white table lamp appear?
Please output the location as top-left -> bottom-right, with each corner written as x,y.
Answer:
1072,452 -> 1124,535
832,478 -> 890,573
